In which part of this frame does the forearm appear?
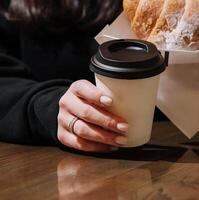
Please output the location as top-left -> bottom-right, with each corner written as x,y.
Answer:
0,53 -> 72,146
0,77 -> 70,145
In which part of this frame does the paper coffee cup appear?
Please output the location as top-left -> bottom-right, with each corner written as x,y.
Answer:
90,39 -> 166,147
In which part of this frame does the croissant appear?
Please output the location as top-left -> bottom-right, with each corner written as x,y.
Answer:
167,0 -> 199,50
123,0 -> 199,50
131,0 -> 165,39
123,0 -> 140,21
148,0 -> 185,48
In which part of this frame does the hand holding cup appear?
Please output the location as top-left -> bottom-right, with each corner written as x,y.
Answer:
57,79 -> 129,152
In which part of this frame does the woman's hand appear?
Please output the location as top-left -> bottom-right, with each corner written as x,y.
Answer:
57,80 -> 128,152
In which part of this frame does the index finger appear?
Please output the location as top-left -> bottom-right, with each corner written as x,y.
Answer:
70,80 -> 113,108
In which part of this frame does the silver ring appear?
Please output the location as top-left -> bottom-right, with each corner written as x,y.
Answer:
68,117 -> 79,134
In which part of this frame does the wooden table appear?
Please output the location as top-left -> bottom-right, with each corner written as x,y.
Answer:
0,122 -> 199,200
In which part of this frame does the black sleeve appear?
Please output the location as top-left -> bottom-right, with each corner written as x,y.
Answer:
0,53 -> 72,146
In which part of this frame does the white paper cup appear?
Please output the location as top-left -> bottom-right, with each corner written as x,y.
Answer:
95,74 -> 160,147
90,40 -> 166,147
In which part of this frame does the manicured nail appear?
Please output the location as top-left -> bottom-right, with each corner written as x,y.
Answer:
117,123 -> 129,132
115,136 -> 127,145
100,96 -> 112,106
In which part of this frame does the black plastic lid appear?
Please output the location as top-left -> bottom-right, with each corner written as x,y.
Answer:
90,39 -> 166,79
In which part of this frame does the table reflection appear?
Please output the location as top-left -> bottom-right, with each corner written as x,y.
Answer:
138,150 -> 199,200
57,154 -> 152,200
57,145 -> 199,200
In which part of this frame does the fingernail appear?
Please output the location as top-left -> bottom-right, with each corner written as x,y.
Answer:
115,136 -> 127,145
110,147 -> 119,151
100,96 -> 112,106
117,123 -> 129,132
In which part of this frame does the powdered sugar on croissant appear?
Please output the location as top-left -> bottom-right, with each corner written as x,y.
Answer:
166,0 -> 199,50
123,0 -> 199,50
148,0 -> 185,49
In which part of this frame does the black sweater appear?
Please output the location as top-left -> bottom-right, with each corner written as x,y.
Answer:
0,15 -> 99,147
0,6 -> 167,148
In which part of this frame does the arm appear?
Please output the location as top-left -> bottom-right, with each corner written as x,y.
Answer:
0,53 -> 71,146
0,16 -> 73,146
0,54 -> 129,151
0,2 -> 128,152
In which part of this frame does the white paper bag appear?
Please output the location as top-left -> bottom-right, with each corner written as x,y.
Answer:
95,12 -> 199,138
